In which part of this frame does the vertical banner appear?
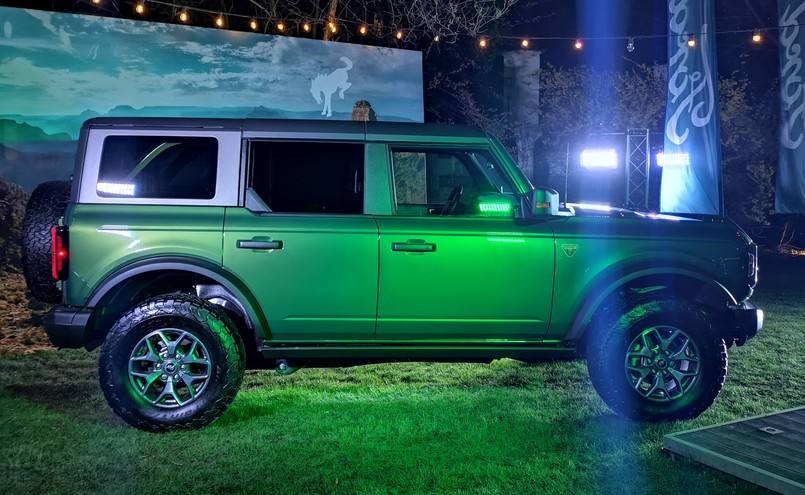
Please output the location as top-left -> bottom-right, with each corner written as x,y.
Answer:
776,1 -> 805,213
660,0 -> 722,215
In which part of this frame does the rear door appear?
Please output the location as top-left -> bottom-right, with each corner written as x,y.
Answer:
375,146 -> 555,341
223,140 -> 379,341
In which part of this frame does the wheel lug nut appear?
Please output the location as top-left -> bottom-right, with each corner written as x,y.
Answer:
161,374 -> 167,381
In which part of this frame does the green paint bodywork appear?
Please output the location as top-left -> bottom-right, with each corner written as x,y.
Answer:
58,119 -> 758,361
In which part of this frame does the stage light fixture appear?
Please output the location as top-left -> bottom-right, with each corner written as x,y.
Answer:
580,149 -> 618,169
656,152 -> 690,167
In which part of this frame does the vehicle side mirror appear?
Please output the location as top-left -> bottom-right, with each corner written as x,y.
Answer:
532,187 -> 559,216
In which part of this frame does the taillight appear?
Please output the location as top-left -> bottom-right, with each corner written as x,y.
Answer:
51,226 -> 69,280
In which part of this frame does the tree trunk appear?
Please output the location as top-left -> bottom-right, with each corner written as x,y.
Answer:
323,0 -> 338,40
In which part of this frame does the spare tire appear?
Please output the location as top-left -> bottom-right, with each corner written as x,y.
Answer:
22,180 -> 71,303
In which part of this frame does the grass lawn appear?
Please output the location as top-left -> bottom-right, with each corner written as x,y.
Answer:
1,254 -> 803,495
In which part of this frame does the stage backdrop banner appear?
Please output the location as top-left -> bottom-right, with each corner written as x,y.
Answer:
660,0 -> 722,215
0,7 -> 423,190
776,0 -> 805,213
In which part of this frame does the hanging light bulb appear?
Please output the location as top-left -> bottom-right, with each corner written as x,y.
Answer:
214,14 -> 225,28
134,1 -> 146,15
434,35 -> 440,42
752,31 -> 762,43
302,22 -> 311,32
359,25 -> 367,35
687,35 -> 697,47
396,30 -> 403,40
626,37 -> 635,52
249,19 -> 258,31
276,21 -> 285,31
178,10 -> 190,23
521,39 -> 530,48
479,38 -> 488,48
91,0 -> 102,5
574,39 -> 584,50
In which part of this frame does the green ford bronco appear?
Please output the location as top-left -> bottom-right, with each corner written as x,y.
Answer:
22,117 -> 763,431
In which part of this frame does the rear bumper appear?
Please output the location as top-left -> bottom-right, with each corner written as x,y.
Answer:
727,300 -> 763,346
43,306 -> 93,348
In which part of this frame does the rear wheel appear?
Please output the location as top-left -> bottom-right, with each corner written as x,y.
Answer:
99,294 -> 245,431
587,298 -> 728,421
22,180 -> 70,303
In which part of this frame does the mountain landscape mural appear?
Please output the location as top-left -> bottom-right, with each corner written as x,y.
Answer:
0,6 -> 424,190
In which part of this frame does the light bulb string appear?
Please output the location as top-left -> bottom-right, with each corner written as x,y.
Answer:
120,0 -> 791,45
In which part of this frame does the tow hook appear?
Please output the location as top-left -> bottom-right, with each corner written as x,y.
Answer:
275,359 -> 299,376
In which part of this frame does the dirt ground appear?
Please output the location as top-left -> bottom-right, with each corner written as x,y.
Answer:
0,270 -> 54,354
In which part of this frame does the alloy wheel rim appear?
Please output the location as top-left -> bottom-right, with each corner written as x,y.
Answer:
128,328 -> 212,408
624,325 -> 701,402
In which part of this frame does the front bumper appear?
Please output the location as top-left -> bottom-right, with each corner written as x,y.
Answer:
43,305 -> 94,348
727,300 -> 764,346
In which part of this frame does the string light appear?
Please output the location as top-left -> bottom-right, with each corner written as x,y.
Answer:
91,0 -> 101,4
109,2 -> 783,52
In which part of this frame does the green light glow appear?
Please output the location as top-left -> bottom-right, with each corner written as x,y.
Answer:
478,203 -> 512,213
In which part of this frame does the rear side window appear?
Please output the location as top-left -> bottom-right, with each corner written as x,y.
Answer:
97,136 -> 218,199
249,141 -> 364,214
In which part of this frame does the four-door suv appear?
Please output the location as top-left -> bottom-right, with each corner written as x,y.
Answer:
22,117 -> 763,431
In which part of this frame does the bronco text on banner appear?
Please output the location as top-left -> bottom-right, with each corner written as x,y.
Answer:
660,0 -> 722,215
776,0 -> 805,214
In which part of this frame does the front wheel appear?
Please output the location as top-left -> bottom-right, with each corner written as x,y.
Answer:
587,298 -> 728,421
99,294 -> 245,431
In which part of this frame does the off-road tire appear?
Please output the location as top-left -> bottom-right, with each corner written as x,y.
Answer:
99,294 -> 245,432
22,180 -> 71,303
587,298 -> 728,421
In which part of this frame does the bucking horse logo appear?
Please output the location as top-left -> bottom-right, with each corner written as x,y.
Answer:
310,57 -> 353,117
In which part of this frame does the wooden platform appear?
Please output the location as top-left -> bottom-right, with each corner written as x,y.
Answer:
663,407 -> 805,495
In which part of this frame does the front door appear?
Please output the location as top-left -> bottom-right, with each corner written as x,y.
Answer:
375,147 -> 555,341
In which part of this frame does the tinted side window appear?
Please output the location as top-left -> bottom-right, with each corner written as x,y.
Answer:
391,148 -> 514,215
98,136 -> 218,199
250,141 -> 364,214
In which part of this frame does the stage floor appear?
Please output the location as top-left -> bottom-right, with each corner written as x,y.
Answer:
663,406 -> 805,494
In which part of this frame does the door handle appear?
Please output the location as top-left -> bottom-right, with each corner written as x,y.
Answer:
392,241 -> 436,253
237,240 -> 283,250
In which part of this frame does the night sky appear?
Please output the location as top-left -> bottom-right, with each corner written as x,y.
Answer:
526,0 -> 778,84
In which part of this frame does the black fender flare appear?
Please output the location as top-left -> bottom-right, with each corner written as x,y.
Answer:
87,256 -> 270,341
564,262 -> 737,342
